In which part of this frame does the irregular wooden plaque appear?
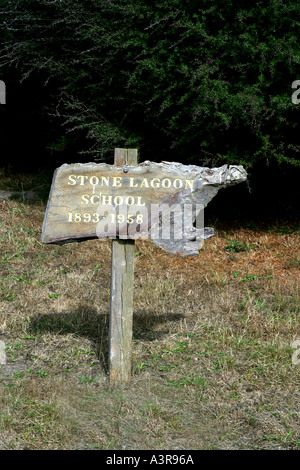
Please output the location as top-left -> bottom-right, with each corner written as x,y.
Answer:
41,161 -> 247,256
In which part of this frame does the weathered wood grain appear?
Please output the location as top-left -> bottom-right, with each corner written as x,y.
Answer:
109,149 -> 136,383
41,160 -> 247,256
109,237 -> 135,383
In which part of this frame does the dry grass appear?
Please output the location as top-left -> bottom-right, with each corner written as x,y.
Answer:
0,194 -> 299,450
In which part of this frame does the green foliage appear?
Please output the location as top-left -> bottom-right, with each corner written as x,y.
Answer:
224,240 -> 255,252
0,0 -> 299,166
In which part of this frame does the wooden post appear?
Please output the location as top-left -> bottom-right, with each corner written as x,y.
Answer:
108,148 -> 137,383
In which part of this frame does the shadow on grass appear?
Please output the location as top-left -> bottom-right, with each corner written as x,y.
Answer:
29,307 -> 183,373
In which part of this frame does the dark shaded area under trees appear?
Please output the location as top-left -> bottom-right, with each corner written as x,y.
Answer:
0,0 -> 299,222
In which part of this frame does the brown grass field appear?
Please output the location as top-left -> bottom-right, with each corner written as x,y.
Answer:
0,171 -> 299,450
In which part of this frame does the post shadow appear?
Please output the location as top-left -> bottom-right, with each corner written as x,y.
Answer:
29,307 -> 184,374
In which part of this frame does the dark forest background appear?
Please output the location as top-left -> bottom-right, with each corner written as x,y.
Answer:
0,0 -> 299,222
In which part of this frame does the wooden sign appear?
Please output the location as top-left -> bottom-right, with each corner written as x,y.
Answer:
41,149 -> 247,383
41,152 -> 247,256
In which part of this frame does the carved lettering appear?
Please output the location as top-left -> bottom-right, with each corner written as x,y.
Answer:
67,174 -> 193,190
41,161 -> 247,256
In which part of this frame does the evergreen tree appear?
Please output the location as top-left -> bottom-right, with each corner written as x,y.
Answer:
0,0 -> 299,167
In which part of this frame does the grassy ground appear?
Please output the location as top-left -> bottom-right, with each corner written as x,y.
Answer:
0,170 -> 299,450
